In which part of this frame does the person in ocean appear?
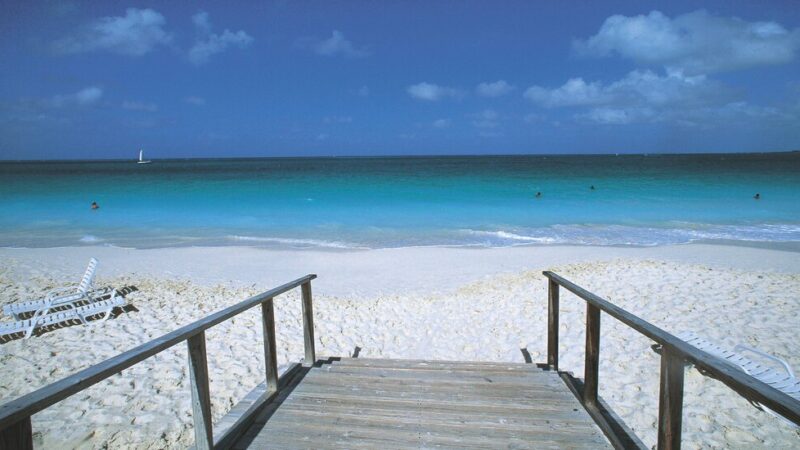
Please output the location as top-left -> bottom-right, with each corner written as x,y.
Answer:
753,193 -> 760,200
91,201 -> 99,210
535,192 -> 542,198
590,185 -> 595,190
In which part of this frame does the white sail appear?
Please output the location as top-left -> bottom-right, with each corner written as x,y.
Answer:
137,149 -> 151,164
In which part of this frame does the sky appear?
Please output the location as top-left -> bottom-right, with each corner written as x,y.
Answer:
1,1 -> 800,160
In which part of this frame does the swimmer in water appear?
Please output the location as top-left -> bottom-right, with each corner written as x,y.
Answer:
535,192 -> 542,198
91,201 -> 99,210
753,193 -> 760,200
590,185 -> 595,190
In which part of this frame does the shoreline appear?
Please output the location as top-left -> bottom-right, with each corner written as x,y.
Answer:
2,242 -> 800,297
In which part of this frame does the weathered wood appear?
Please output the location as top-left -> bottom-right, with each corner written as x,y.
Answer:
214,363 -> 307,450
657,346 -> 685,450
584,302 -> 601,407
0,417 -> 32,450
187,331 -> 213,450
542,271 -> 800,425
560,372 -> 648,450
548,278 -> 560,370
300,281 -> 315,367
260,299 -> 278,392
0,274 -> 316,430
234,359 -> 611,449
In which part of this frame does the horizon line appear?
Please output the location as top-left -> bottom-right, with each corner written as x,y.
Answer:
1,148 -> 798,163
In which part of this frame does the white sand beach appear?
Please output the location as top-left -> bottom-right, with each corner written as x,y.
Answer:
1,244 -> 799,449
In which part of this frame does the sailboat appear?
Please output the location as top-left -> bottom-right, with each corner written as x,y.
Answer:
137,149 -> 152,164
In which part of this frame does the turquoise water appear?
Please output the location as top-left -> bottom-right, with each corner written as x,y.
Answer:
1,153 -> 799,249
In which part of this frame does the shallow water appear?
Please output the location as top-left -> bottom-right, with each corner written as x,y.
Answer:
1,153 -> 799,248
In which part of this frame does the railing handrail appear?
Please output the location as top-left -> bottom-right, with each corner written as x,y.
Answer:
543,270 -> 800,427
0,273 -> 316,431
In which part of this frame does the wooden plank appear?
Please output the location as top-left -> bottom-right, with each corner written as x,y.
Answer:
542,271 -> 800,425
301,281 -> 315,367
560,372 -> 648,450
314,366 -> 567,387
658,346 -> 685,450
216,363 -> 307,450
287,391 -> 590,416
299,371 -> 575,397
584,302 -> 601,407
548,278 -> 560,370
332,357 -> 550,371
278,397 -> 599,427
0,417 -> 32,450
187,332 -> 213,450
257,413 -> 610,448
260,299 -> 278,392
0,274 -> 316,430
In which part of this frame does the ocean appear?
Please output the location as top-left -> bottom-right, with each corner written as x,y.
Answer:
1,153 -> 799,249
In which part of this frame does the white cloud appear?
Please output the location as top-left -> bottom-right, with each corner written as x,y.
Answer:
307,30 -> 370,58
432,118 -> 451,128
357,86 -> 370,96
526,70 -> 730,109
476,80 -> 515,97
524,70 -> 770,126
53,8 -> 172,56
49,86 -> 104,107
407,82 -> 462,101
184,96 -> 206,106
188,11 -> 253,65
471,109 -> 500,128
122,100 -> 158,112
525,78 -> 609,107
575,10 -> 800,74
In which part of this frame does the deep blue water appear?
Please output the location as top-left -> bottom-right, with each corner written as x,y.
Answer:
1,153 -> 799,248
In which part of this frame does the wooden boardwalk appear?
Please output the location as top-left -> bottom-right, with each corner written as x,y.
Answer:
232,358 -> 612,449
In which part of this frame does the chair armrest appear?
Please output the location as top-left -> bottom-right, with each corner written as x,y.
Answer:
733,344 -> 795,378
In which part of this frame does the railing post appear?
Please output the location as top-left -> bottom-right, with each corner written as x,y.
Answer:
261,298 -> 279,392
584,303 -> 601,407
187,331 -> 213,450
657,345 -> 685,450
547,279 -> 560,371
0,417 -> 33,450
301,281 -> 316,367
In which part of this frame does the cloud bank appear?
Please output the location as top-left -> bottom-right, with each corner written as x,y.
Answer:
575,10 -> 800,74
54,8 -> 172,56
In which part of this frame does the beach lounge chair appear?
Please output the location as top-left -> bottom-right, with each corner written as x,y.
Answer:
673,332 -> 800,426
2,257 -> 108,320
0,290 -> 125,339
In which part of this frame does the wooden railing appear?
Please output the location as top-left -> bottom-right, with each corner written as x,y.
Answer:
544,271 -> 800,450
0,274 -> 317,450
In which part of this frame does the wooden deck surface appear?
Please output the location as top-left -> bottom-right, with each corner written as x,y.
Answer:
232,358 -> 612,449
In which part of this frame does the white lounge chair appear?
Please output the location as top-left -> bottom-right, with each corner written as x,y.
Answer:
678,332 -> 800,426
2,258 -> 108,320
0,290 -> 125,339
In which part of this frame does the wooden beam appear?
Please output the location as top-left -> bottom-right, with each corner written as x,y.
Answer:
187,332 -> 213,450
547,279 -> 560,370
0,417 -> 32,450
657,346 -> 685,450
584,303 -> 600,407
261,299 -> 279,392
301,281 -> 316,367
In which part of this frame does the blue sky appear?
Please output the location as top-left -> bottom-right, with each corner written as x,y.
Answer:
1,1 -> 800,159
